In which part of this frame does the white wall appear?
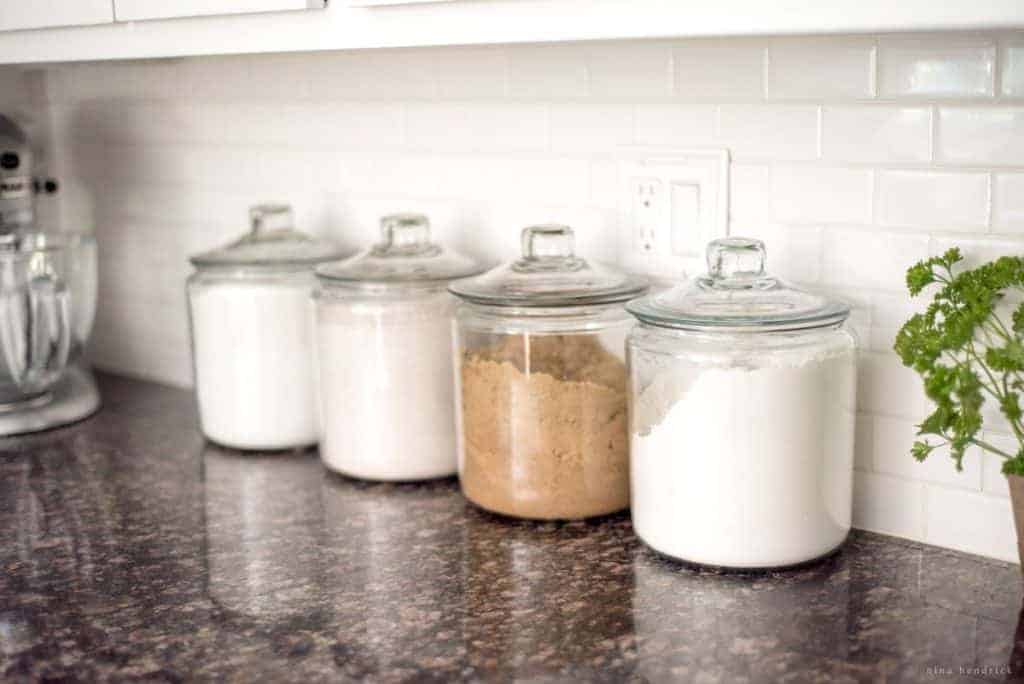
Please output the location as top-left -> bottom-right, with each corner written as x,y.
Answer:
34,31 -> 1024,563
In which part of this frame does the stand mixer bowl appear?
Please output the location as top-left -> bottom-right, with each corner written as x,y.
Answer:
0,232 -> 96,408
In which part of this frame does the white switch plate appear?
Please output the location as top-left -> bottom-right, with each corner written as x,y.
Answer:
617,148 -> 729,279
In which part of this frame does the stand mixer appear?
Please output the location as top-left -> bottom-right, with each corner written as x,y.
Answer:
0,113 -> 99,435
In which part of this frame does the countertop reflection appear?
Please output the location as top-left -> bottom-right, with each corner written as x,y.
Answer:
0,374 -> 1021,682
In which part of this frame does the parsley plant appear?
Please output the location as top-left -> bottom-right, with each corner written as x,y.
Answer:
894,248 -> 1024,476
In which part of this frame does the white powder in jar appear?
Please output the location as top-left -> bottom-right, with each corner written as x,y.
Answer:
190,277 -> 319,450
315,290 -> 457,481
630,346 -> 856,568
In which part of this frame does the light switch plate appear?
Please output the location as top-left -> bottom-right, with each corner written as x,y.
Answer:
617,148 -> 729,280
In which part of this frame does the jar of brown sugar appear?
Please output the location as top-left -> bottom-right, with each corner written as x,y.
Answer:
449,225 -> 649,520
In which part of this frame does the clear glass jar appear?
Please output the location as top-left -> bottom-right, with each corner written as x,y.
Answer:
449,225 -> 649,520
186,205 -> 344,451
313,214 -> 484,481
626,237 -> 857,569
0,237 -> 72,404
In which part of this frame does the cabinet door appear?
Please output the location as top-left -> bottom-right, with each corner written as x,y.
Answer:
114,0 -> 326,22
0,0 -> 114,32
345,0 -> 453,5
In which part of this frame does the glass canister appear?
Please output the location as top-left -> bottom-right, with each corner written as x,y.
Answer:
187,204 -> 345,451
449,224 -> 649,520
626,237 -> 857,569
313,213 -> 485,481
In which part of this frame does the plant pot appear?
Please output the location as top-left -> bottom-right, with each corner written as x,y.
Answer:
1009,474 -> 1024,568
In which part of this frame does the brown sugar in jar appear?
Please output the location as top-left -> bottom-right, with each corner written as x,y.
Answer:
458,334 -> 630,519
449,224 -> 648,521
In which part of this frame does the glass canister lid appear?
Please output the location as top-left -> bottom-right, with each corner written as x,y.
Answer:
448,224 -> 649,307
626,237 -> 850,332
315,213 -> 484,287
189,204 -> 344,268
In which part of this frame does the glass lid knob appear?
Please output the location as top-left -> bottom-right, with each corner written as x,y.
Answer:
706,237 -> 767,282
249,204 -> 293,235
522,224 -> 575,259
380,213 -> 430,250
516,224 -> 586,273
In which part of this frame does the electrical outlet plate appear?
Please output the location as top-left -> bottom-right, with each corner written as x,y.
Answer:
617,148 -> 729,280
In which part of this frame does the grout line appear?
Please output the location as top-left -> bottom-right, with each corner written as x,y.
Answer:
667,45 -> 676,98
869,41 -> 879,99
987,171 -> 995,232
993,37 -> 1003,98
868,168 -> 878,226
815,105 -> 824,160
760,41 -> 770,100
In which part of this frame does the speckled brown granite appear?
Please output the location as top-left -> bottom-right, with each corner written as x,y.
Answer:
1,374 -> 1023,682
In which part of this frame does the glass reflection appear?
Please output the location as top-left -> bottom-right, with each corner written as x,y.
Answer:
0,437 -> 123,591
202,446 -> 325,622
320,474 -> 464,680
461,512 -> 638,680
631,548 -> 850,680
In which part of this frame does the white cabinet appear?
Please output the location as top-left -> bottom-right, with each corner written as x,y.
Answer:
114,0 -> 327,22
0,0 -> 114,32
346,0 -> 452,6
1,0 -> 1024,65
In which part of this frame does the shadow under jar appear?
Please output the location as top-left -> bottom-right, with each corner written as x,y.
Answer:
450,225 -> 649,520
313,213 -> 485,481
626,237 -> 858,570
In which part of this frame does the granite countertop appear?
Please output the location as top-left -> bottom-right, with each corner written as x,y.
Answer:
1,374 -> 1023,683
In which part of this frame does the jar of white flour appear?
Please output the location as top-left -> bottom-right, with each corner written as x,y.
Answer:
187,204 -> 345,451
626,237 -> 857,569
313,213 -> 484,481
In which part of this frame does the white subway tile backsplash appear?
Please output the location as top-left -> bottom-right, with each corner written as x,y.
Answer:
821,228 -> 929,291
433,156 -> 592,206
822,107 -> 931,163
1000,41 -> 1024,97
549,104 -> 633,152
245,53 -> 315,102
309,50 -> 438,100
406,102 -> 547,152
981,433 -> 1015,497
994,174 -> 1024,232
877,170 -> 989,229
727,163 -> 771,225
925,486 -> 1017,563
182,56 -> 259,102
879,37 -> 996,98
853,471 -> 925,540
718,105 -> 819,161
765,38 -> 875,100
436,47 -> 507,98
633,104 -> 716,147
858,353 -> 927,419
475,203 -> 618,262
507,44 -> 587,98
323,196 -> 465,252
588,159 -> 619,210
873,414 -> 983,489
672,41 -> 765,99
737,223 -> 822,283
938,108 -> 1024,165
855,414 -> 873,471
44,32 -> 1024,563
587,42 -> 672,98
928,235 -> 1024,269
869,291 -> 928,353
772,167 -> 872,224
